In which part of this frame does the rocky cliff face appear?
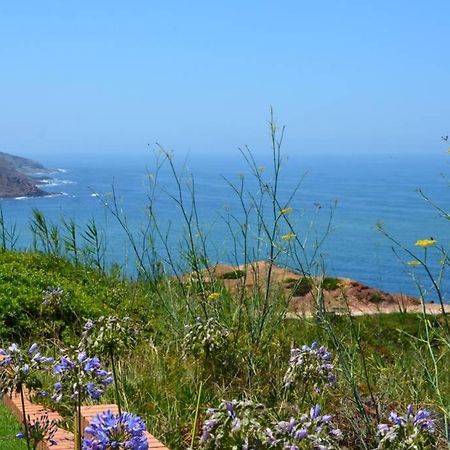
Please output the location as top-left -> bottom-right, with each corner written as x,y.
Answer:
0,152 -> 52,198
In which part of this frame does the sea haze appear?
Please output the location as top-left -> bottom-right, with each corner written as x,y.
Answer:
1,150 -> 448,300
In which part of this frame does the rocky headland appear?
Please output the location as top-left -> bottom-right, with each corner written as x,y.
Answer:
0,151 -> 56,198
187,261 -> 450,316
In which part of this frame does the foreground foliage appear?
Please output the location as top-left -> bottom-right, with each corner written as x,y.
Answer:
0,250 -> 448,448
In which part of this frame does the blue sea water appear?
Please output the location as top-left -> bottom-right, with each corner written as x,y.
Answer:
0,150 -> 449,300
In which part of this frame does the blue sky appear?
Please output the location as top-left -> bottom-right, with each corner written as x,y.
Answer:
1,1 -> 449,157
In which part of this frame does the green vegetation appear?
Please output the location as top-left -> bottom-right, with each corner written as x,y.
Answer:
218,269 -> 246,280
0,251 -> 149,342
322,276 -> 341,291
0,403 -> 27,449
290,277 -> 313,296
287,276 -> 341,296
0,249 -> 448,449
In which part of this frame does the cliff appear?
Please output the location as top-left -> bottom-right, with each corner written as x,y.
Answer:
0,152 -> 54,198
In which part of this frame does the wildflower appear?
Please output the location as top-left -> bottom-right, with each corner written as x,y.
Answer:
81,316 -> 139,357
199,400 -> 267,449
42,287 -> 64,306
377,405 -> 435,449
183,317 -> 230,358
200,400 -> 342,450
17,413 -> 58,448
0,343 -> 54,450
52,350 -> 112,403
415,239 -> 436,248
283,342 -> 336,393
281,233 -> 297,241
407,261 -> 422,267
83,319 -> 95,333
81,316 -> 139,416
207,292 -> 221,300
279,207 -> 293,215
82,411 -> 148,450
0,343 -> 53,394
266,404 -> 342,449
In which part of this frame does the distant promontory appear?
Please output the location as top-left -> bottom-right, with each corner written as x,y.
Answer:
0,151 -> 55,198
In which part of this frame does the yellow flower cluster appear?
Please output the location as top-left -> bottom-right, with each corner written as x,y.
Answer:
415,239 -> 437,248
281,233 -> 296,241
407,261 -> 422,267
207,292 -> 221,300
279,207 -> 293,215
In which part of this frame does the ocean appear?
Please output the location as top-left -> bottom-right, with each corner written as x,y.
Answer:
1,150 -> 448,300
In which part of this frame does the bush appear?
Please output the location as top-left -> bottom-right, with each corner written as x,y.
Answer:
218,270 -> 246,280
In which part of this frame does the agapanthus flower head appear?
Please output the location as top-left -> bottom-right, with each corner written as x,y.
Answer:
200,399 -> 342,450
283,342 -> 336,393
42,287 -> 65,306
81,315 -> 140,358
267,404 -> 342,449
17,413 -> 58,447
377,405 -> 435,449
183,317 -> 230,358
52,350 -> 112,404
199,399 -> 267,449
0,343 -> 54,393
82,410 -> 148,450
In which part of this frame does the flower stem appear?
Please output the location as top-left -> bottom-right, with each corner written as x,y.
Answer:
110,350 -> 122,416
190,381 -> 203,449
76,391 -> 82,450
19,385 -> 31,450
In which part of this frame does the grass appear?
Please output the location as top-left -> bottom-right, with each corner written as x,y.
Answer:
0,402 -> 27,450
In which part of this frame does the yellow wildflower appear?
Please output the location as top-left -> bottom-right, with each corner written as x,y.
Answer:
407,261 -> 422,267
415,239 -> 436,248
279,207 -> 293,215
207,292 -> 221,300
281,233 -> 296,241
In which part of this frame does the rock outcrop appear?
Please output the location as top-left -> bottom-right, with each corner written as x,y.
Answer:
0,152 -> 54,198
185,261 -> 448,316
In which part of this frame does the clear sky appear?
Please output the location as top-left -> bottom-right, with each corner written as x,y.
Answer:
1,1 -> 449,157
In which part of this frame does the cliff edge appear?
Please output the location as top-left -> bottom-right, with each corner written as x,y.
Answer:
0,152 -> 54,198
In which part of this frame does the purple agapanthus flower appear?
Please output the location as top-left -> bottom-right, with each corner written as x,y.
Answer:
42,287 -> 64,306
52,350 -> 112,403
82,411 -> 148,450
377,405 -> 435,449
0,343 -> 53,393
199,399 -> 267,448
268,404 -> 342,449
16,413 -> 58,448
283,342 -> 336,393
